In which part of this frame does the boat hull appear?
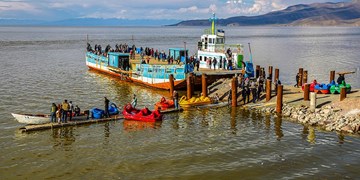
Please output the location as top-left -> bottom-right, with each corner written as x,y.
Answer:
12,113 -> 89,125
87,64 -> 187,90
12,113 -> 50,124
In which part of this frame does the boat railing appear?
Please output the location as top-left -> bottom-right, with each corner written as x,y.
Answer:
199,44 -> 243,54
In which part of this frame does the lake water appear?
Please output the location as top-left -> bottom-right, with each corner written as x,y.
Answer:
0,26 -> 359,179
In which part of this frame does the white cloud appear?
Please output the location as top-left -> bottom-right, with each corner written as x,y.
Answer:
0,0 -> 347,20
0,1 -> 37,12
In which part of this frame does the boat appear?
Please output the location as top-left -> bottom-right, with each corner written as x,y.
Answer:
122,104 -> 163,122
179,95 -> 212,108
302,80 -> 319,92
314,83 -> 330,94
196,13 -> 254,77
86,14 -> 254,91
91,103 -> 119,119
86,50 -> 189,90
12,112 -> 89,125
155,97 -> 174,110
12,113 -> 51,124
329,80 -> 351,94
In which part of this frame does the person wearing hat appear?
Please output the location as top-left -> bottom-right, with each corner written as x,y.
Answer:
131,94 -> 137,108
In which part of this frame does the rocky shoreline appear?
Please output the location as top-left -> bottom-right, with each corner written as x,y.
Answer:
256,104 -> 360,134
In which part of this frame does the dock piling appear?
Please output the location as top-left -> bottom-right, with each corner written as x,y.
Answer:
298,68 -> 303,87
169,74 -> 174,96
303,70 -> 308,84
202,74 -> 208,97
304,84 -> 310,101
187,74 -> 193,99
231,77 -> 238,107
276,85 -> 283,113
330,70 -> 335,83
266,79 -> 272,102
275,68 -> 279,81
310,92 -> 317,111
340,87 -> 346,101
268,66 -> 273,81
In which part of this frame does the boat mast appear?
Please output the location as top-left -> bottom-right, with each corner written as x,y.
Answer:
209,13 -> 217,35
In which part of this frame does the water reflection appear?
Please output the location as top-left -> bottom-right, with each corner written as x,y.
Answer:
274,116 -> 283,140
230,107 -> 237,134
51,127 -> 75,151
265,115 -> 271,131
123,120 -> 161,132
307,126 -> 316,144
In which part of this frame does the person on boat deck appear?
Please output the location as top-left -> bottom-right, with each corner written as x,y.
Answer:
50,103 -> 57,123
61,100 -> 69,123
209,57 -> 212,69
74,105 -> 81,116
68,101 -> 74,121
337,74 -> 345,84
196,60 -> 200,71
104,97 -> 110,118
131,94 -> 137,108
173,90 -> 179,109
212,58 -> 217,70
56,104 -> 62,124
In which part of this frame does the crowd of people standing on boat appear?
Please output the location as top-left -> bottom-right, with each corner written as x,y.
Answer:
50,100 -> 81,124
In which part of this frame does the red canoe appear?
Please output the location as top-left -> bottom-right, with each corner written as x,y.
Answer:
122,104 -> 163,122
155,97 -> 174,110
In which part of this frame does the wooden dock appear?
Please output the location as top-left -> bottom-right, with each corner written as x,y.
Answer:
19,108 -> 183,133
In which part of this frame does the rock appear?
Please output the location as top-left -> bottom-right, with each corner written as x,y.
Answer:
341,125 -> 353,133
322,109 -> 331,115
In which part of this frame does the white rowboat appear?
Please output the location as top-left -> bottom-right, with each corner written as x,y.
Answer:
11,113 -> 50,124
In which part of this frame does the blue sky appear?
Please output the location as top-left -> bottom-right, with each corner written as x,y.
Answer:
0,0 -> 350,20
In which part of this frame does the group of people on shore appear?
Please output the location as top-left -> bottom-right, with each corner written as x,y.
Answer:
50,100 -> 81,123
227,74 -> 281,105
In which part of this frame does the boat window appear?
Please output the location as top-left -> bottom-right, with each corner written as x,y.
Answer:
199,56 -> 202,61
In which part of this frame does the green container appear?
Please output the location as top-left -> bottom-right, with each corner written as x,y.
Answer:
237,54 -> 243,68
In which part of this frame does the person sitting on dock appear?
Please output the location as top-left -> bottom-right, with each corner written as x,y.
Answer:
274,78 -> 281,95
337,74 -> 345,84
74,105 -> 81,116
131,94 -> 138,108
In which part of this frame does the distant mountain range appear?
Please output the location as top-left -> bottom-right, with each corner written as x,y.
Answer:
173,1 -> 360,26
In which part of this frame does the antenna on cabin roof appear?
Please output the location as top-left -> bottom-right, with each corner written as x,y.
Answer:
209,13 -> 217,35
